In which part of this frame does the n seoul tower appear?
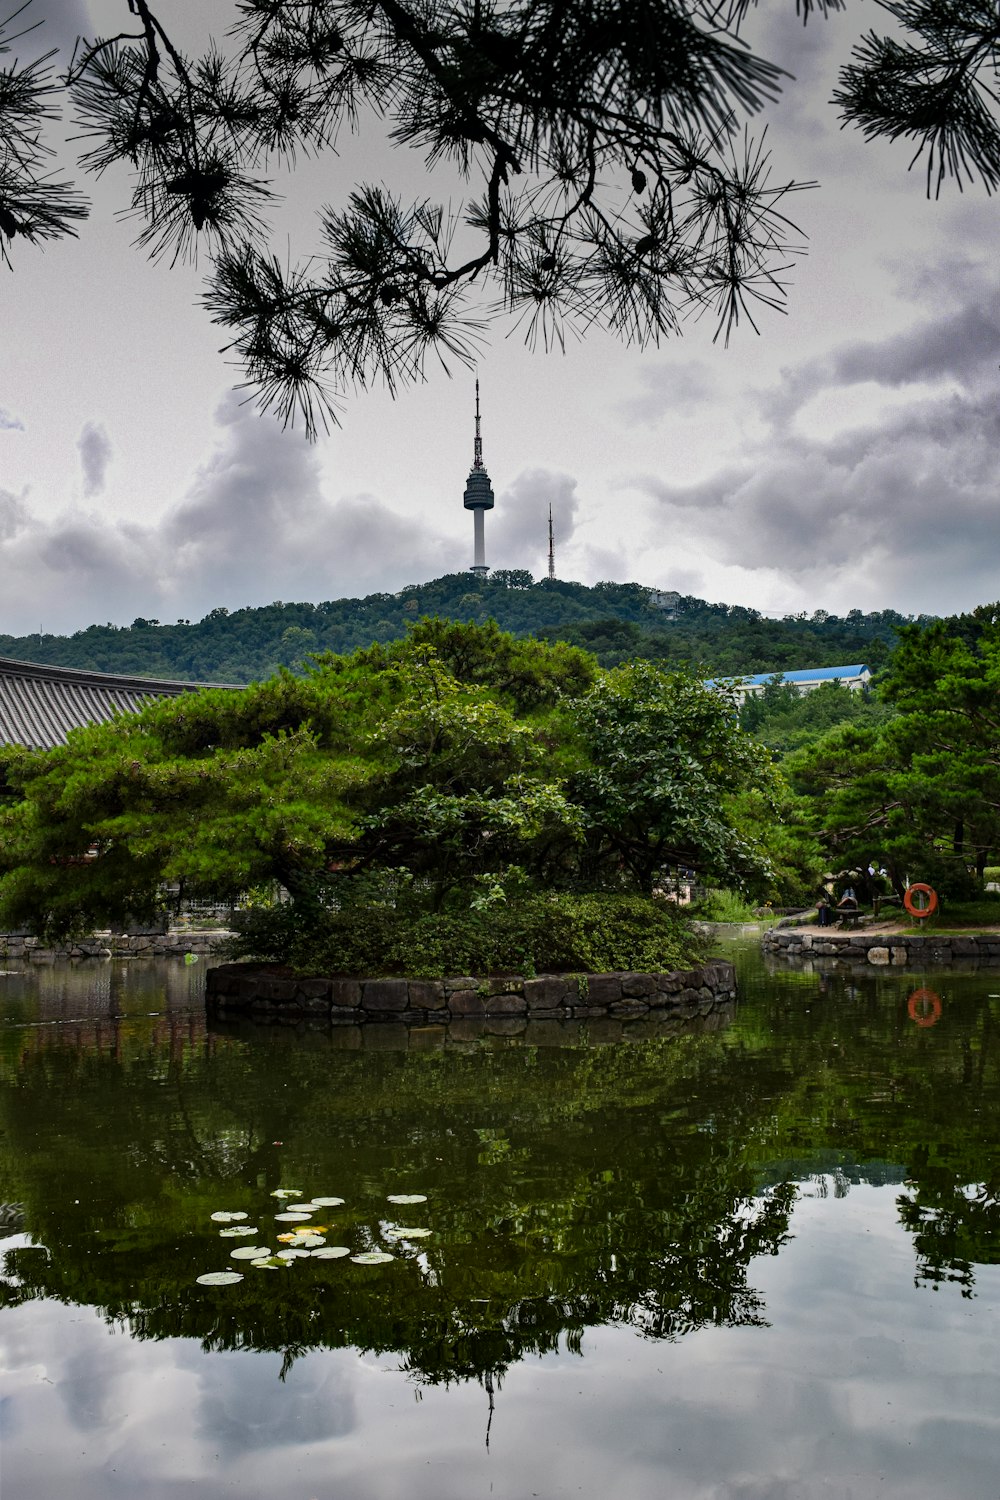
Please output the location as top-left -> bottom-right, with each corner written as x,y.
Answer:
463,380 -> 494,576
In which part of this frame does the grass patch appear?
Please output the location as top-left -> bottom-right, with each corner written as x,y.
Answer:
905,897 -> 1000,932
691,889 -> 775,924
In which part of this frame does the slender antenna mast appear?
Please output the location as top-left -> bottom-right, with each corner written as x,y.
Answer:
548,503 -> 555,580
473,378 -> 484,470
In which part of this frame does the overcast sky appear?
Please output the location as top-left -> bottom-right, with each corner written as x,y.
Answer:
2,0 -> 997,636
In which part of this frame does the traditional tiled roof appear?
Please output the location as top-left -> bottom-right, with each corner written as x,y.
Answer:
0,655 -> 244,750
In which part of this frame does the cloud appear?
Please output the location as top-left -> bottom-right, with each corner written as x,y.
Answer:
0,393 -> 469,634
158,392 -> 462,606
762,286 -> 1000,430
30,0 -> 91,57
621,262 -> 1000,617
0,408 -> 24,431
0,487 -> 31,541
617,361 -> 717,426
488,467 -> 581,576
76,422 -> 113,498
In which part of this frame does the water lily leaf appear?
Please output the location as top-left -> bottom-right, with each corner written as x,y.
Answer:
312,1246 -> 351,1259
277,1247 -> 311,1260
296,1234 -> 326,1248
385,1227 -> 431,1239
196,1271 -> 243,1286
230,1246 -> 271,1260
351,1251 -> 395,1265
386,1194 -> 427,1204
210,1210 -> 249,1222
274,1211 -> 311,1222
276,1232 -> 299,1243
250,1257 -> 288,1269
219,1226 -> 258,1237
270,1189 -> 302,1198
286,1203 -> 318,1212
311,1197 -> 345,1207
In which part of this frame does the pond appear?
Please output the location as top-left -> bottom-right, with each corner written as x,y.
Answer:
1,944 -> 999,1499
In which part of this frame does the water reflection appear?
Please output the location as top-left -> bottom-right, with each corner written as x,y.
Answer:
1,948 -> 999,1498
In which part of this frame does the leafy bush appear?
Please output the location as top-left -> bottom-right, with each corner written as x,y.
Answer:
229,893 -> 706,978
692,889 -> 766,923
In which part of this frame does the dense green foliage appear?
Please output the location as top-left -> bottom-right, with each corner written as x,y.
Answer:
786,618 -> 1000,900
739,676 -> 896,759
0,573 -> 918,681
233,888 -> 704,972
0,621 -> 775,959
233,891 -> 704,977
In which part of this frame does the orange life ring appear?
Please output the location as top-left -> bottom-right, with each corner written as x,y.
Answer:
903,883 -> 938,918
907,987 -> 942,1027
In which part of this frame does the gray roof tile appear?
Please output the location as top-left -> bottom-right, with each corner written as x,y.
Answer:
0,656 -> 245,750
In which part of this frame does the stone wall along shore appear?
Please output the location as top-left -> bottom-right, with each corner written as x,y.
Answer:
0,931 -> 233,963
205,958 -> 736,1028
762,927 -> 1000,967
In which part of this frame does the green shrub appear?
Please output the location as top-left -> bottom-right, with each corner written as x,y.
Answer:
691,889 -> 762,923
229,893 -> 706,978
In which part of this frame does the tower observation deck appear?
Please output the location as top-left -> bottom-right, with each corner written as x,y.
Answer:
463,380 -> 494,576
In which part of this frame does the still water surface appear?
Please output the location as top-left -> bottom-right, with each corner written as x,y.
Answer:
1,945 -> 999,1499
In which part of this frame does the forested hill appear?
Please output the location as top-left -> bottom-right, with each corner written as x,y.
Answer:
0,572 -> 927,683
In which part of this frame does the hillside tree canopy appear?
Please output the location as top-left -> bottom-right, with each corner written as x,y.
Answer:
2,1 -> 997,432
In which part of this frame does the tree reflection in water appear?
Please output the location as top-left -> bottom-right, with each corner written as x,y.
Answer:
0,950 -> 998,1394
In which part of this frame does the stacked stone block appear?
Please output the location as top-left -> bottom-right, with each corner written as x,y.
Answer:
205,960 -> 736,1028
762,928 -> 1000,967
0,931 -> 231,962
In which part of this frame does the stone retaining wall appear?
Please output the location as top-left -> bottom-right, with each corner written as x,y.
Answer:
205,958 -> 737,1027
762,927 -> 1000,967
0,931 -> 232,962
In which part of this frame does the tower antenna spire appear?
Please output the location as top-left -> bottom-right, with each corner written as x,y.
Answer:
548,503 -> 555,580
474,378 -> 484,470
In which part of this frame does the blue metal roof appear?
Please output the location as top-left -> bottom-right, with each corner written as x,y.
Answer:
742,665 -> 869,687
704,665 -> 870,692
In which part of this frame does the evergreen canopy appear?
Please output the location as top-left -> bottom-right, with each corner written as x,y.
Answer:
0,619 -> 775,938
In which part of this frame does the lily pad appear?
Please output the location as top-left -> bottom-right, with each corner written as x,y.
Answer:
196,1271 -> 243,1286
351,1251 -> 395,1265
219,1226 -> 258,1238
311,1196 -> 345,1207
230,1245 -> 271,1260
386,1194 -> 427,1205
285,1203 -> 318,1213
296,1234 -> 326,1248
276,1247 -> 311,1260
210,1210 -> 249,1222
385,1227 -> 431,1239
270,1189 -> 302,1198
312,1246 -> 351,1259
250,1257 -> 289,1270
274,1211 -> 311,1222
